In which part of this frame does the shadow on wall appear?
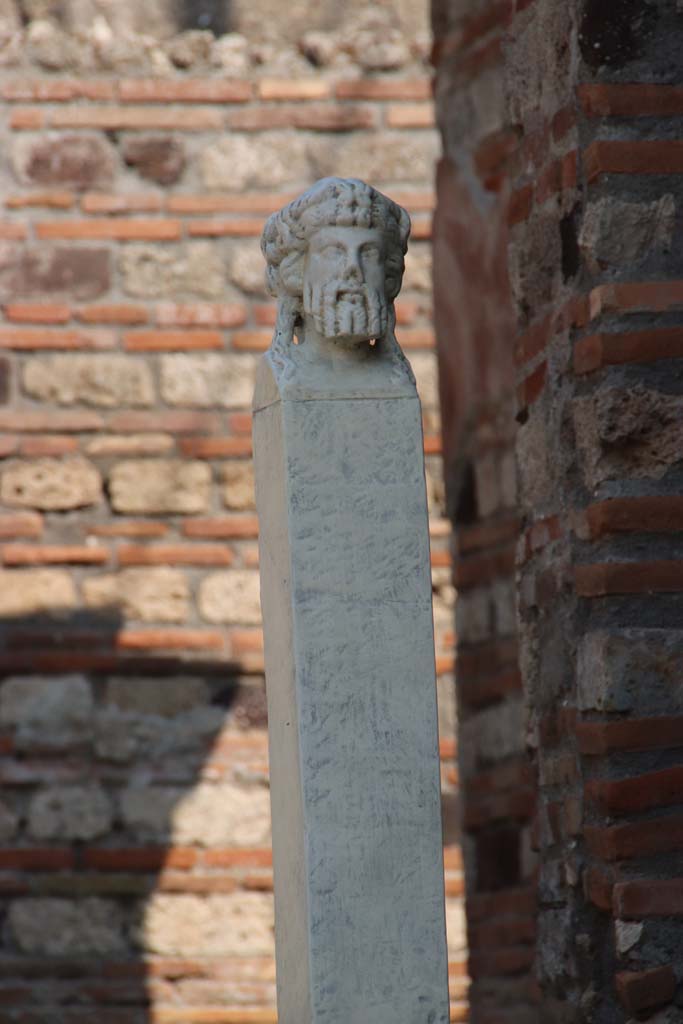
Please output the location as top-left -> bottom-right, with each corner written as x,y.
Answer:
0,609 -> 461,1022
176,0 -> 232,34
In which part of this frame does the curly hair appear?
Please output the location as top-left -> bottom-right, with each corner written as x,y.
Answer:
261,177 -> 411,305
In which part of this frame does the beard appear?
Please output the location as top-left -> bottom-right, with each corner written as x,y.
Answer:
304,280 -> 388,342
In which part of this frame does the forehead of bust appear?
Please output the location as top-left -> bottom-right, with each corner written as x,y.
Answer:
307,224 -> 386,254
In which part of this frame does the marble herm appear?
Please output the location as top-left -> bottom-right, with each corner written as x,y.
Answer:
253,179 -> 449,1024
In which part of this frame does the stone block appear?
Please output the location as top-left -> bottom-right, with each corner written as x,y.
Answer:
199,570 -> 261,624
23,355 -> 155,407
12,132 -> 115,189
0,569 -> 77,618
120,242 -> 225,299
310,131 -> 440,185
105,676 -> 209,717
460,697 -> 525,774
93,708 -> 167,763
409,350 -> 439,408
139,892 -> 274,956
1,245 -> 110,300
9,898 -> 127,955
579,195 -> 675,271
0,456 -> 102,510
403,245 -> 432,293
122,134 -> 186,185
83,567 -> 189,622
160,353 -> 255,408
200,132 -> 309,191
28,784 -> 113,841
0,674 -> 93,749
455,588 -> 491,645
227,241 -> 269,296
109,459 -> 211,514
223,461 -> 255,510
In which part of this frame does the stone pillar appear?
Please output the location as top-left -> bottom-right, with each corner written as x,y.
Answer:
253,178 -> 449,1024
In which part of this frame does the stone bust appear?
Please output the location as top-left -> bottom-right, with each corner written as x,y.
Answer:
261,177 -> 411,358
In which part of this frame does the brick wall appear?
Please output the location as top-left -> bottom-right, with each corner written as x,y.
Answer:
0,14 -> 466,1023
433,0 -> 683,1021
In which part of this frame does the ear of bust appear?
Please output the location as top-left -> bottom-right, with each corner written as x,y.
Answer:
279,252 -> 304,296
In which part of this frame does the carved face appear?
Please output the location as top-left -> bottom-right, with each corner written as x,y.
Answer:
302,225 -> 389,344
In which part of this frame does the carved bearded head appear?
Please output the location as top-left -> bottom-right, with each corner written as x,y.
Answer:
261,178 -> 411,346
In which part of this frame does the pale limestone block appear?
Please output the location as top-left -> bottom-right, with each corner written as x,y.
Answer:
23,355 -> 154,407
227,241 -> 269,296
200,132 -> 309,191
255,179 -> 449,1024
223,461 -> 255,510
140,893 -> 274,956
199,569 -> 261,624
120,242 -> 226,299
28,784 -> 113,841
83,567 -> 189,623
94,708 -> 167,763
9,898 -> 127,955
0,675 -> 92,750
0,457 -> 102,510
409,349 -> 439,408
0,569 -> 77,617
160,353 -> 255,409
109,459 -> 210,514
105,676 -> 209,717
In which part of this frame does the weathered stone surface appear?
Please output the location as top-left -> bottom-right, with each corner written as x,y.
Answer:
409,351 -> 438,408
28,784 -> 113,840
167,28 -> 213,67
9,898 -> 127,955
25,18 -> 83,70
341,7 -> 410,70
0,457 -> 102,510
12,132 -> 115,189
105,676 -> 209,717
403,245 -> 432,293
504,0 -> 575,121
0,799 -> 18,842
223,461 -> 255,510
509,210 -> 561,317
227,241 -> 268,296
122,134 -> 187,185
1,246 -> 110,300
138,892 -> 274,956
0,675 -> 93,749
120,781 -> 271,845
579,196 -> 676,271
160,354 -> 255,408
199,570 -> 261,624
93,708 -> 167,763
109,459 -> 211,514
310,131 -> 439,184
0,569 -> 77,618
460,697 -> 524,774
200,132 -> 309,191
83,567 -> 189,623
120,242 -> 225,300
23,355 -> 154,407
210,32 -> 250,74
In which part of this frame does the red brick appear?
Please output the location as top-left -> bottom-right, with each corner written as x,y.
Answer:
4,303 -> 71,323
474,128 -> 520,177
586,139 -> 683,182
0,410 -> 103,432
49,107 -> 223,131
108,412 -> 219,433
400,327 -> 436,348
232,331 -> 272,352
187,218 -> 264,238
156,303 -> 247,328
83,847 -> 196,870
589,280 -> 683,318
386,104 -> 435,128
167,193 -> 296,214
19,436 -> 79,456
615,966 -> 676,1015
231,629 -> 264,655
335,79 -> 431,101
585,816 -> 683,860
583,866 -> 614,912
579,82 -> 683,117
587,764 -> 683,816
35,219 -> 181,241
469,915 -> 535,949
0,223 -> 27,240
227,412 -> 252,435
0,848 -> 74,870
118,79 -> 251,103
2,544 -> 108,565
575,561 -> 683,596
228,104 -> 376,132
258,79 -> 332,100
118,544 -> 233,566
89,521 -> 168,538
116,629 -> 224,652
552,105 -> 576,141
77,304 -> 149,325
456,516 -> 520,554
179,437 -> 253,458
516,361 -> 546,409
10,108 -> 44,129
453,545 -> 516,588
508,185 -> 533,226
123,329 -> 224,351
0,513 -> 42,538
182,517 -> 259,539
469,946 -> 535,978
514,315 -> 551,365
6,190 -> 74,209
200,848 -> 272,868
464,788 -> 535,829
0,435 -> 18,456
574,327 -> 683,373
81,193 -> 164,214
0,327 -> 114,350
585,497 -> 683,537
614,879 -> 683,919
3,79 -> 116,102
577,716 -> 683,755
460,669 -> 522,708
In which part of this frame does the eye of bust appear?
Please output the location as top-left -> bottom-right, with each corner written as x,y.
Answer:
360,243 -> 381,262
320,243 -> 345,259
